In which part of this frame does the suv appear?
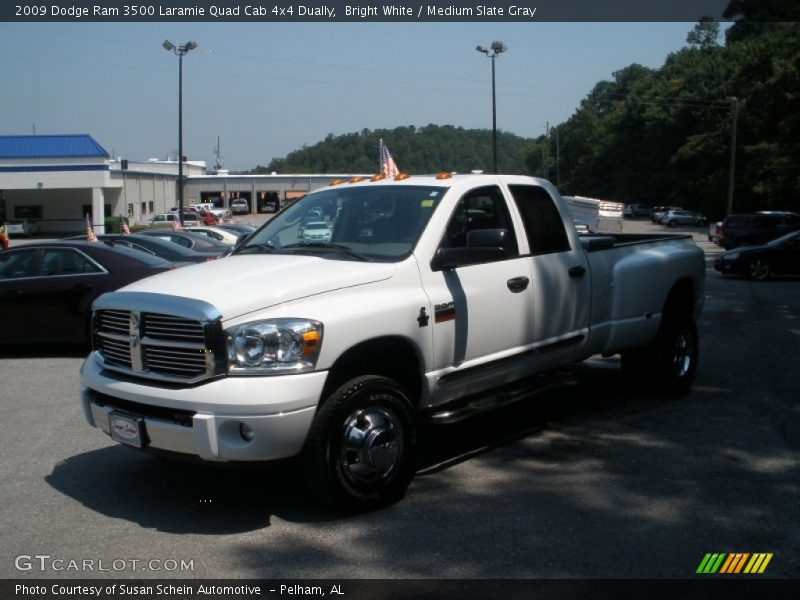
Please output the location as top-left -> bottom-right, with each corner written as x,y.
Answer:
719,211 -> 800,249
230,199 -> 249,215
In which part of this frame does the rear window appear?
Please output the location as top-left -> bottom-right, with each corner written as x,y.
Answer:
722,216 -> 750,228
508,184 -> 570,255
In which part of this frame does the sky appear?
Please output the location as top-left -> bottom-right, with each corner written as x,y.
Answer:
0,21 -> 722,171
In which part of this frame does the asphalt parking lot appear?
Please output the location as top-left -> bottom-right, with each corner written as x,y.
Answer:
1,219 -> 798,581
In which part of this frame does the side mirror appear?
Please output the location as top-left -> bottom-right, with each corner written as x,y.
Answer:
430,228 -> 509,271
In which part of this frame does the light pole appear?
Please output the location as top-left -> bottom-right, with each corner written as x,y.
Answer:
163,39 -> 197,225
476,41 -> 507,174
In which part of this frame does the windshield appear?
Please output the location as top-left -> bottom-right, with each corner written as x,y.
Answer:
237,185 -> 447,262
767,231 -> 800,246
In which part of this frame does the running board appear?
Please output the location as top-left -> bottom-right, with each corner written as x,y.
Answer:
421,369 -> 578,424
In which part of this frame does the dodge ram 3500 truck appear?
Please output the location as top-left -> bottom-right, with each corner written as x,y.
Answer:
81,174 -> 705,510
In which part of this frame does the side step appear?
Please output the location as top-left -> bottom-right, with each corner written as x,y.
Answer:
421,369 -> 578,424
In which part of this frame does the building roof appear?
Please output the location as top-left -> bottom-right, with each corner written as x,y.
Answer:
0,134 -> 109,159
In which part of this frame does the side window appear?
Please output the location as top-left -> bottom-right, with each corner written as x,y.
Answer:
508,184 -> 571,255
173,236 -> 192,248
40,249 -> 101,276
0,249 -> 36,279
440,185 -> 518,256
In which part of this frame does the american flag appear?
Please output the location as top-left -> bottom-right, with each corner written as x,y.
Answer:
172,214 -> 183,231
119,216 -> 131,235
379,139 -> 399,178
85,215 -> 97,242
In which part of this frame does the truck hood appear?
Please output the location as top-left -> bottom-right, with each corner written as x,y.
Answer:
119,254 -> 397,319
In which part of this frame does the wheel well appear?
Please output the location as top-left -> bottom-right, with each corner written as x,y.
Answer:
321,337 -> 424,407
663,278 -> 696,318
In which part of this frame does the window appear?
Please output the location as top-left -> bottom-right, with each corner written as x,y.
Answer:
81,204 -> 112,218
140,202 -> 147,215
148,201 -> 154,213
508,185 -> 571,255
14,205 -> 43,219
440,185 -> 518,256
127,204 -> 134,218
0,249 -> 36,279
39,249 -> 102,276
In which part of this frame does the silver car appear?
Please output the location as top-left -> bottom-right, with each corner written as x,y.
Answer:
660,210 -> 707,228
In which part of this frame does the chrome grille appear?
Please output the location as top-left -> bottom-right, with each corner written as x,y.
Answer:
94,304 -> 222,384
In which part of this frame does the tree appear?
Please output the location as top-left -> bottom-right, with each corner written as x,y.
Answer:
686,16 -> 720,51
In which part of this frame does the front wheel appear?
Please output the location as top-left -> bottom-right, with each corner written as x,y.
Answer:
667,220 -> 678,228
301,376 -> 418,512
747,259 -> 770,281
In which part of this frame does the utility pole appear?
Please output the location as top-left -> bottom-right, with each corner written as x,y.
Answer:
726,97 -> 738,216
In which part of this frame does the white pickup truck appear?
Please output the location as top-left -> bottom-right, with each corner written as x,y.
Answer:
80,174 -> 705,510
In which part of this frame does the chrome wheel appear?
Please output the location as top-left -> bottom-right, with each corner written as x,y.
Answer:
747,259 -> 770,281
672,328 -> 694,379
340,406 -> 403,486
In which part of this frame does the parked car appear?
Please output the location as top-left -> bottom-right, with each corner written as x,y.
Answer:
6,219 -> 41,238
708,221 -> 722,244
69,233 -> 217,266
651,206 -> 682,223
136,229 -> 229,256
0,241 -> 172,345
302,221 -> 333,243
216,223 -> 257,237
190,203 -> 231,220
183,226 -> 240,246
659,210 -> 707,228
714,231 -> 800,280
230,198 -> 249,215
718,211 -> 800,250
623,204 -> 651,219
149,212 -> 204,227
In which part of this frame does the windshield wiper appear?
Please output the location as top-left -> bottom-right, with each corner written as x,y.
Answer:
239,242 -> 277,255
281,242 -> 371,262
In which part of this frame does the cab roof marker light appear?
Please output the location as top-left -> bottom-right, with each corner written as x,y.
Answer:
435,171 -> 453,180
329,178 -> 345,186
370,173 -> 386,182
394,172 -> 411,181
348,176 -> 366,183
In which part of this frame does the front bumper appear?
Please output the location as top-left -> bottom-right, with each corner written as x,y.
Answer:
713,259 -> 743,275
80,353 -> 326,462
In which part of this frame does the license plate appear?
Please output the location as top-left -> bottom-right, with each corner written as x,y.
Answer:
109,412 -> 145,448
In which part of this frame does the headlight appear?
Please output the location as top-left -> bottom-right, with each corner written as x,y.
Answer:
724,252 -> 740,260
226,319 -> 323,375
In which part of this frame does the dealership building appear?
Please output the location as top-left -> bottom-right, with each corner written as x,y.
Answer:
0,134 -> 353,235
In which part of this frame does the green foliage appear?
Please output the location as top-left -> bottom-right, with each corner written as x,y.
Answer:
534,14 -> 800,218
250,124 -> 533,176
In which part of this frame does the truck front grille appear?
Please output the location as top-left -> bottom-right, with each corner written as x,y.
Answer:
94,306 -> 224,384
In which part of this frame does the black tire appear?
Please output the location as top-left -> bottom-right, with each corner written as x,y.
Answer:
301,375 -> 418,512
667,220 -> 678,228
622,314 -> 699,396
747,258 -> 770,281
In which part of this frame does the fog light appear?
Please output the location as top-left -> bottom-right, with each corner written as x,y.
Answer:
239,423 -> 255,442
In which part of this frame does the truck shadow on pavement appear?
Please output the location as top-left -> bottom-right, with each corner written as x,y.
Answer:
43,360 -> 664,535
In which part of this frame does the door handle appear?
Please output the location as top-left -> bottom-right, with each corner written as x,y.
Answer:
507,276 -> 530,293
568,266 -> 586,278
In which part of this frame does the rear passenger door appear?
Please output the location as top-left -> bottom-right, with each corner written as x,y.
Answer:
506,184 -> 591,361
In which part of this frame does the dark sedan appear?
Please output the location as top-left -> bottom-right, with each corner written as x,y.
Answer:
0,241 -> 172,344
714,231 -> 800,280
135,230 -> 228,256
70,233 -> 216,266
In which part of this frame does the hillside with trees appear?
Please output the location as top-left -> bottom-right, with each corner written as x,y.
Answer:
251,125 -> 534,176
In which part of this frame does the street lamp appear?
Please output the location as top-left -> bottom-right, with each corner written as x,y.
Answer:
476,41 -> 507,174
163,39 -> 197,225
